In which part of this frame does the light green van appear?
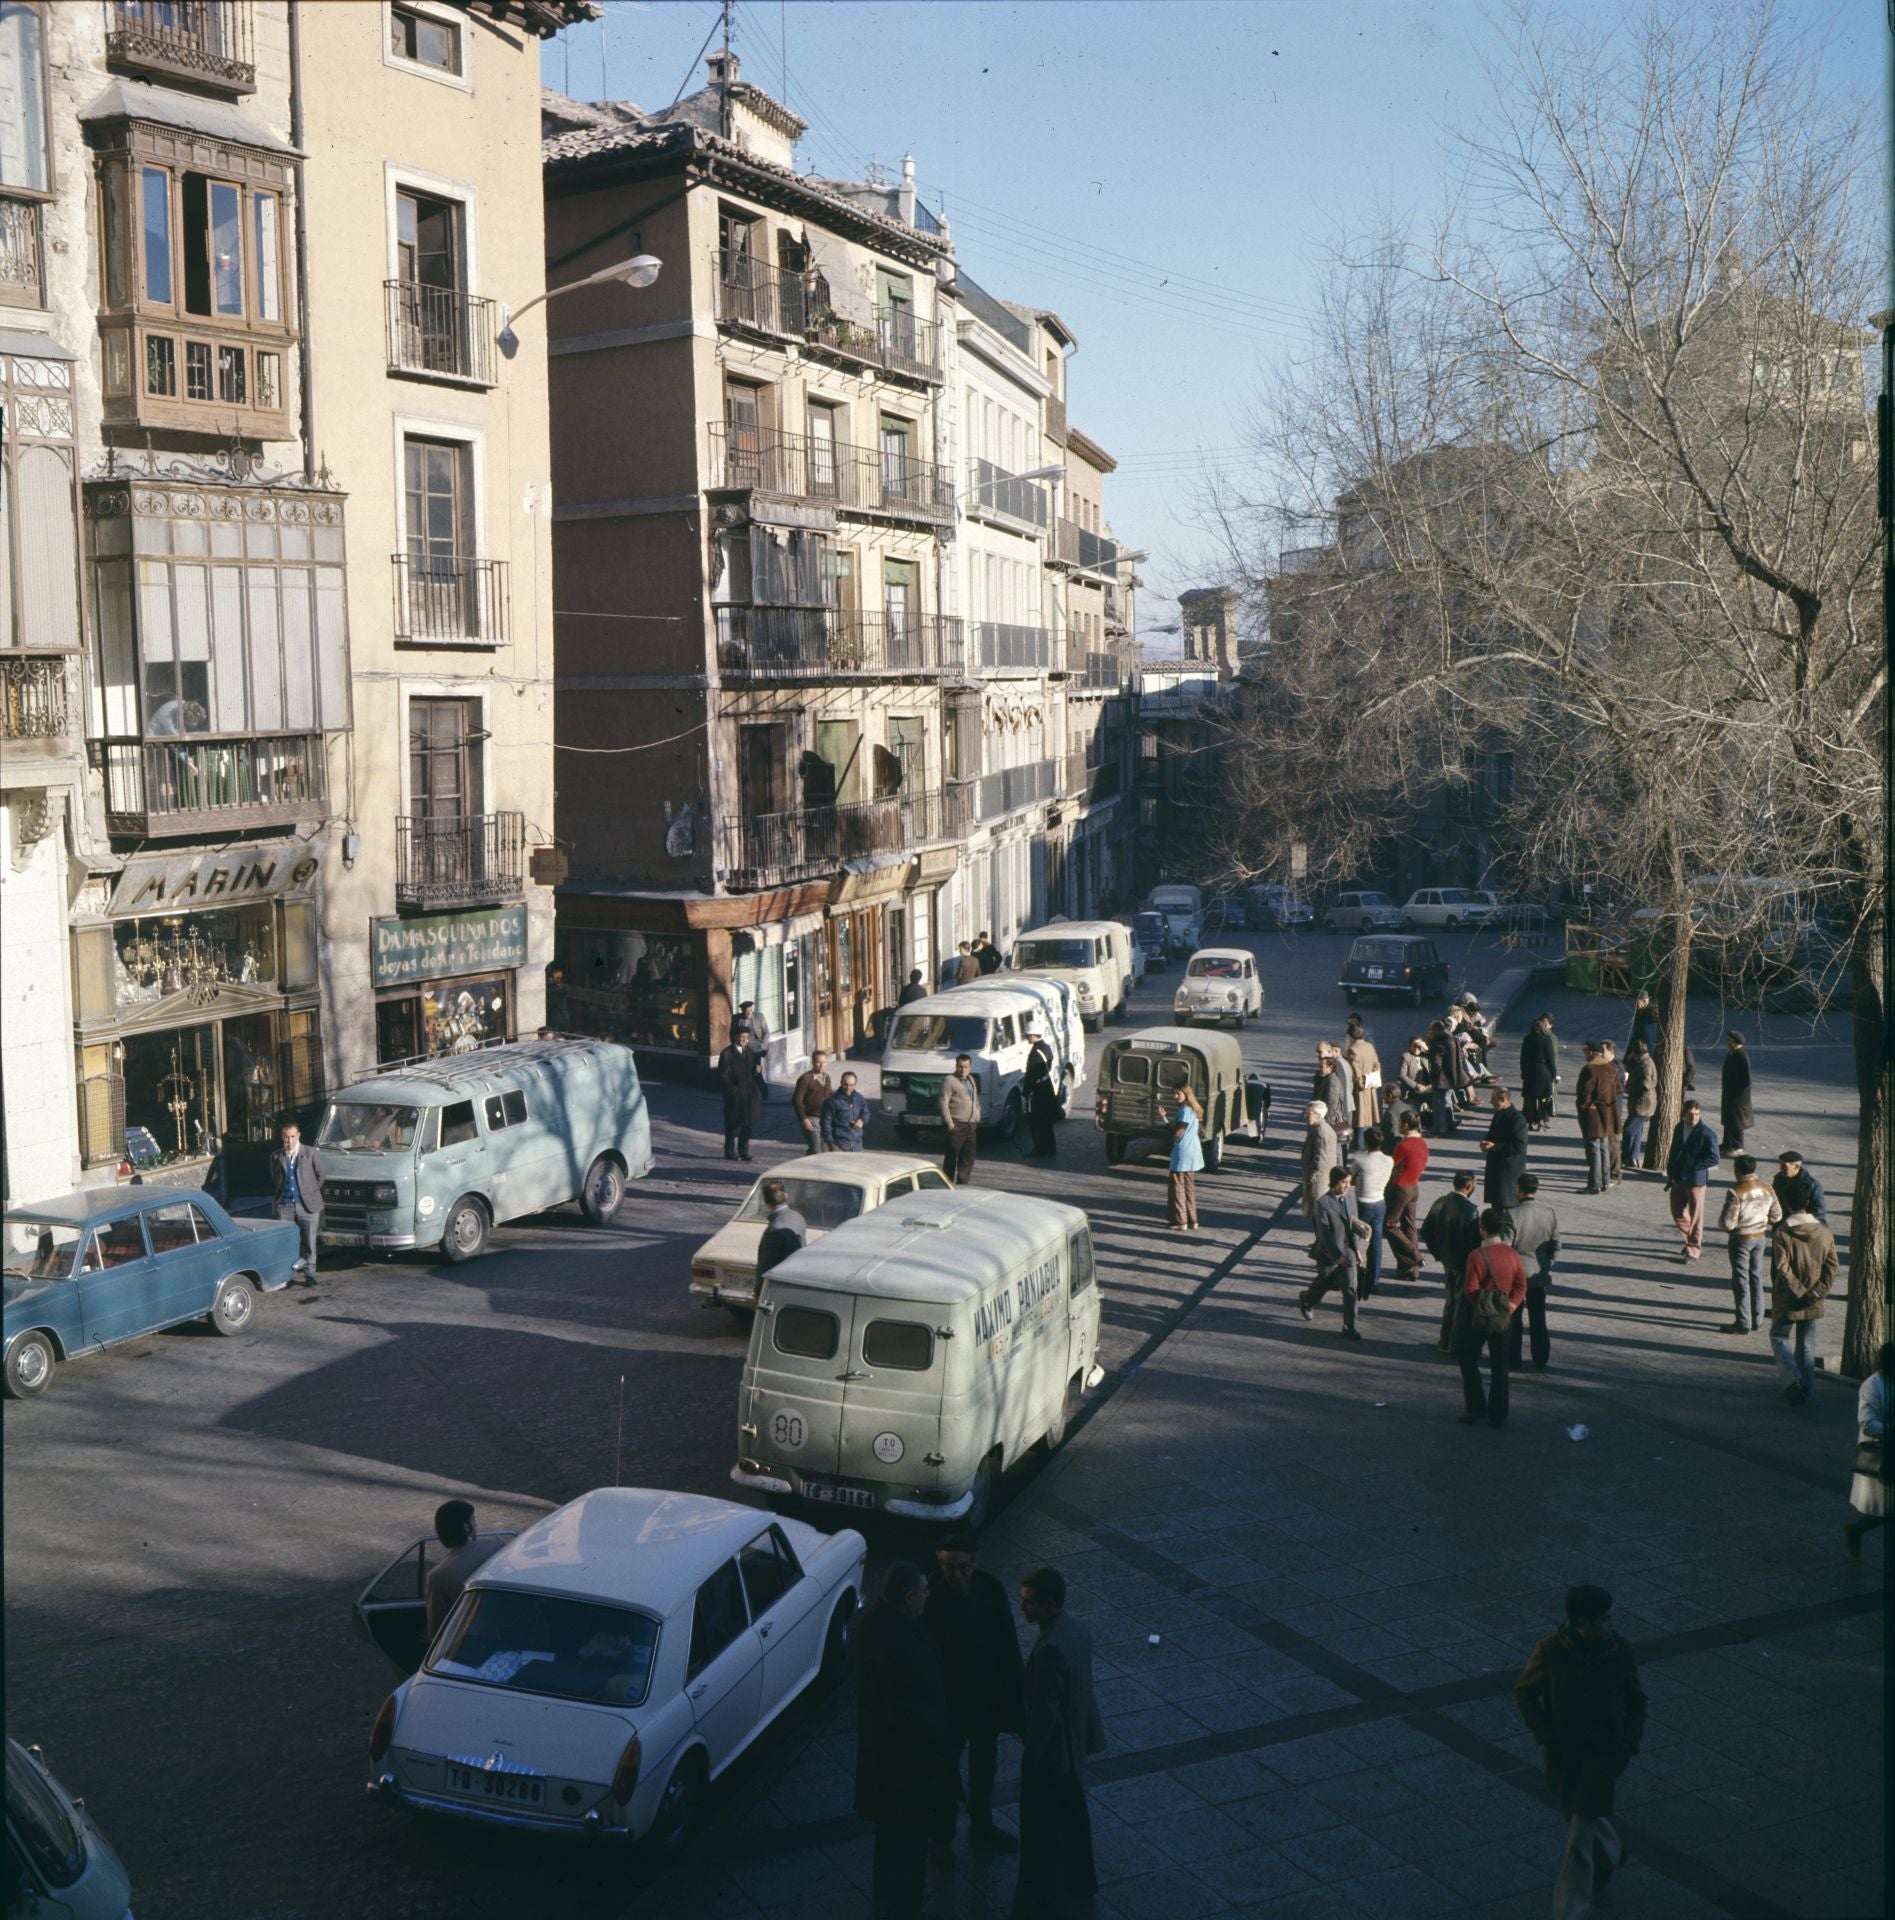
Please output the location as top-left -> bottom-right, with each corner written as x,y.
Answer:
731,1189 -> 1101,1528
314,1038 -> 652,1262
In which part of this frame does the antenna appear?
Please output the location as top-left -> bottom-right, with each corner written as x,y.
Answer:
615,1373 -> 626,1487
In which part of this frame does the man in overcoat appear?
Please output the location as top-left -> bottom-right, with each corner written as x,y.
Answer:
1519,1012 -> 1559,1131
1574,1042 -> 1621,1194
926,1533 -> 1025,1858
1010,1567 -> 1104,1920
718,1033 -> 759,1161
1478,1085 -> 1529,1219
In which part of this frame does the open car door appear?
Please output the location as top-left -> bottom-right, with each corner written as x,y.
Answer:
352,1531 -> 518,1676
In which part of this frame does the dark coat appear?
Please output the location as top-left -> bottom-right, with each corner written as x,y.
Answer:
821,1087 -> 869,1150
1023,1040 -> 1061,1118
1021,1610 -> 1106,1779
756,1206 -> 806,1279
975,943 -> 1003,975
1720,1049 -> 1754,1131
1768,1216 -> 1837,1324
1627,1005 -> 1660,1058
1772,1168 -> 1828,1225
1480,1105 -> 1530,1209
897,980 -> 929,1007
1625,1054 -> 1657,1118
719,1045 -> 760,1128
854,1599 -> 958,1829
1313,1063 -> 1350,1128
270,1146 -> 325,1210
1518,1027 -> 1559,1103
1574,1060 -> 1621,1140
1665,1119 -> 1720,1189
1420,1190 -> 1482,1277
1514,1626 -> 1647,1819
925,1567 -> 1025,1735
1429,1030 -> 1467,1093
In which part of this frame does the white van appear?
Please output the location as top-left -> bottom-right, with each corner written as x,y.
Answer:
880,986 -> 1075,1140
988,974 -> 1087,1100
1011,920 -> 1134,1030
1147,885 -> 1205,954
731,1189 -> 1101,1526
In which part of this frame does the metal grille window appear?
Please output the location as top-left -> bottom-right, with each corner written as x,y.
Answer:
0,3 -> 51,311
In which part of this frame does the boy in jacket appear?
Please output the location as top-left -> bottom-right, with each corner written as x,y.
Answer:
1769,1203 -> 1838,1406
1716,1154 -> 1781,1335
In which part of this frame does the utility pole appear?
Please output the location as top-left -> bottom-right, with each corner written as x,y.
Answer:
718,0 -> 732,141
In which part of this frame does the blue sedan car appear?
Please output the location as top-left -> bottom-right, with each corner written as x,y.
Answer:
2,1187 -> 301,1399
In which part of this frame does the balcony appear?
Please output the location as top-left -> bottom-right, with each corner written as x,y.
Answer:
715,253 -> 808,337
1063,752 -> 1122,803
972,622 -> 1054,673
707,425 -> 954,527
392,555 -> 511,646
1,657 -> 72,743
385,281 -> 498,386
92,733 -> 324,839
1066,650 -> 1126,693
715,607 -> 963,679
965,460 -> 1050,534
804,307 -> 945,385
1044,393 -> 1068,447
1051,517 -> 1121,576
977,759 -> 1057,819
0,197 -> 41,309
106,1 -> 255,93
715,788 -> 958,891
396,812 -> 526,912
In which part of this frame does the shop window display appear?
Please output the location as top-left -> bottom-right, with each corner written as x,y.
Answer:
555,929 -> 700,1052
110,905 -> 274,1011
376,976 -> 510,1062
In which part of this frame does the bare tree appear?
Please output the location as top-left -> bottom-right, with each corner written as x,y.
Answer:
1211,2 -> 1885,1369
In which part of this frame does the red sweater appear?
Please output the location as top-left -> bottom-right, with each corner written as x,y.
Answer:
1390,1136 -> 1429,1188
1463,1241 -> 1529,1303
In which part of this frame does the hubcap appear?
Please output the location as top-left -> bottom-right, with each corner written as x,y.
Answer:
15,1343 -> 48,1388
453,1212 -> 480,1251
594,1170 -> 618,1207
222,1289 -> 250,1326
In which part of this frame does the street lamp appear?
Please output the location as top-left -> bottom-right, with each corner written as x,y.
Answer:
497,254 -> 663,359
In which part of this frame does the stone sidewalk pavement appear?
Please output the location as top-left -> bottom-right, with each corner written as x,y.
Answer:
643,983 -> 1887,1920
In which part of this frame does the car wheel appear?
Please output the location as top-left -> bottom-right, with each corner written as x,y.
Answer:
1103,1133 -> 1125,1165
1176,1013 -> 1191,1028
1234,1012 -> 1246,1029
442,1196 -> 490,1264
1044,1373 -> 1079,1452
819,1590 -> 858,1687
641,1752 -> 705,1868
208,1275 -> 257,1336
965,1451 -> 999,1532
1082,1010 -> 1103,1033
581,1154 -> 625,1225
725,1304 -> 756,1330
999,1092 -> 1022,1144
1445,915 -> 1461,930
4,1332 -> 55,1399
1203,1129 -> 1225,1173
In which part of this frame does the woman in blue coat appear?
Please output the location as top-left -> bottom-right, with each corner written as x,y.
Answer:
1167,1088 -> 1204,1232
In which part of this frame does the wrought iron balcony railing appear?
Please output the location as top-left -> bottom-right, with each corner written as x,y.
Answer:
1,656 -> 71,740
1062,752 -> 1122,802
385,280 -> 498,385
715,788 -> 959,891
707,424 -> 955,526
92,732 -> 323,838
977,759 -> 1057,819
713,254 -> 945,381
396,811 -> 526,911
715,606 -> 963,678
1051,517 -> 1121,575
392,554 -> 510,645
972,622 -> 1054,672
107,0 -> 255,92
715,252 -> 808,336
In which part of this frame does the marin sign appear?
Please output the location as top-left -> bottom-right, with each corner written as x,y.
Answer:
372,906 -> 528,987
109,835 -> 326,917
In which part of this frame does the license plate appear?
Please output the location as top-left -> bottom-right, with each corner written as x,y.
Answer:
322,1232 -> 367,1246
802,1479 -> 878,1510
446,1763 -> 545,1805
1365,968 -> 1384,981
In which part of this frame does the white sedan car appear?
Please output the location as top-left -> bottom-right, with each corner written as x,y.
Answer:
1173,947 -> 1265,1027
690,1153 -> 953,1315
361,1488 -> 866,1859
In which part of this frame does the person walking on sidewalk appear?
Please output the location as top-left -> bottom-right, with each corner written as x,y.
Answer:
1011,1567 -> 1105,1920
1844,1343 -> 1893,1560
792,1050 -> 833,1155
1351,1126 -> 1394,1299
1386,1111 -> 1430,1280
1664,1100 -> 1721,1261
1479,1085 -> 1529,1223
718,1034 -> 759,1162
927,1532 -> 1024,1861
1773,1149 -> 1829,1225
1342,1016 -> 1383,1150
1165,1087 -> 1204,1232
939,1055 -> 981,1185
1520,1012 -> 1560,1132
1622,1039 -> 1657,1172
1300,1101 -> 1339,1227
1514,1584 -> 1647,1920
1720,1032 -> 1754,1154
1574,1042 -> 1618,1194
1768,1192 -> 1836,1407
1422,1170 -> 1482,1352
1457,1208 -> 1527,1427
1505,1174 -> 1561,1371
1716,1154 -> 1781,1335
1299,1166 -> 1368,1340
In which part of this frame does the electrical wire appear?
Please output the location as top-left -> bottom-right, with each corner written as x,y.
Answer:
555,720 -> 709,754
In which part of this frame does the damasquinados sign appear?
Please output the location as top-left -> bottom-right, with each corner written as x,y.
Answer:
108,835 -> 326,917
371,905 -> 529,987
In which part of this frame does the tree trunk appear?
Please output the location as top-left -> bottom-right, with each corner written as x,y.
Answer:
1643,910 -> 1695,1172
1839,911 -> 1888,1379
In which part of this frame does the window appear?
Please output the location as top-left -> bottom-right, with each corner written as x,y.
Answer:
0,4 -> 50,196
141,166 -> 172,304
147,1201 -> 214,1254
91,1218 -> 148,1268
1114,1053 -> 1151,1086
392,188 -> 472,377
253,191 -> 281,323
404,435 -> 472,571
688,1561 -> 750,1680
483,1090 -> 527,1131
1,350 -> 82,649
409,696 -> 483,818
1069,1228 -> 1094,1294
438,1099 -> 478,1148
428,1589 -> 658,1707
879,414 -> 912,499
862,1319 -> 933,1372
738,1529 -> 801,1616
773,1305 -> 839,1359
390,2 -> 462,74
806,400 -> 839,495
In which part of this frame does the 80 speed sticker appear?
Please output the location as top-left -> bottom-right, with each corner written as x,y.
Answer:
770,1410 -> 807,1451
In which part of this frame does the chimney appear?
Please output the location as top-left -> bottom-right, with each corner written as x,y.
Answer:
706,49 -> 740,88
899,153 -> 916,227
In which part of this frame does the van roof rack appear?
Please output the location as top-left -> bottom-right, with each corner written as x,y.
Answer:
343,1035 -> 607,1088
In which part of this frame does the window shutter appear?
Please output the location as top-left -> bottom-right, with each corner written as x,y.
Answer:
17,441 -> 79,648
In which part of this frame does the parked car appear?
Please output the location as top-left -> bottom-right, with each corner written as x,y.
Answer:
1398,887 -> 1498,930
361,1488 -> 866,1859
1250,884 -> 1315,929
1146,885 -> 1205,954
1340,935 -> 1450,1006
689,1153 -> 952,1316
1323,890 -> 1404,933
1203,895 -> 1248,933
1006,922 -> 1134,1031
1095,1027 -> 1262,1170
2,1186 -> 300,1399
4,1736 -> 134,1919
1173,948 -> 1265,1027
1132,912 -> 1172,974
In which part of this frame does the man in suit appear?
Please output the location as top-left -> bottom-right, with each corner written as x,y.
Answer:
927,1532 -> 1024,1860
1479,1085 -> 1530,1222
271,1118 -> 324,1284
1011,1567 -> 1104,1920
719,1034 -> 760,1161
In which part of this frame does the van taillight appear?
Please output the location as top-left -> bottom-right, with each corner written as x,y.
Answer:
369,1695 -> 397,1760
1402,967 -> 1413,976
611,1731 -> 643,1805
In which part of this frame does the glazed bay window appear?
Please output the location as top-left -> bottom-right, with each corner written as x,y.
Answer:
0,2 -> 52,309
91,116 -> 293,436
84,479 -> 349,837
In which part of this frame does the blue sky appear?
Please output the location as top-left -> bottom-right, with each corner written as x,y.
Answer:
542,1 -> 1877,645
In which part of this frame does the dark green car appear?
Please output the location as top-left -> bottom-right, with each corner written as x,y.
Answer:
1340,935 -> 1449,1006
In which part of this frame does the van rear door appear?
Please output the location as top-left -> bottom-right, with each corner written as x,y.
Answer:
836,1304 -> 944,1496
745,1285 -> 853,1488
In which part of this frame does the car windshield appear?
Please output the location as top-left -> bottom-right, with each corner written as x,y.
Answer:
1015,939 -> 1095,969
5,1741 -> 86,1891
1150,892 -> 1198,911
1436,888 -> 1473,903
316,1102 -> 422,1152
1133,914 -> 1166,935
890,1014 -> 991,1053
1351,893 -> 1389,907
735,1177 -> 870,1232
428,1588 -> 659,1708
1188,957 -> 1243,978
2,1220 -> 84,1280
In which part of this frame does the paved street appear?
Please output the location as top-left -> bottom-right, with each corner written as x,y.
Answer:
4,929 -> 1884,1920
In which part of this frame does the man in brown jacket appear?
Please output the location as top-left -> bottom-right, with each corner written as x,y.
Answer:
1768,1186 -> 1837,1406
791,1050 -> 833,1155
954,942 -> 982,987
1574,1042 -> 1621,1194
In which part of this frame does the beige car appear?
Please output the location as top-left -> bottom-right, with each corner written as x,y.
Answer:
690,1153 -> 952,1316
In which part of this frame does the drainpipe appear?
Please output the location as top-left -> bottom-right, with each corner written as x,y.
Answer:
288,0 -> 316,479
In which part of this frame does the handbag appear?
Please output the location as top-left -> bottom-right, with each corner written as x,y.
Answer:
1470,1249 -> 1517,1337
1855,1434 -> 1888,1481
1363,1068 -> 1383,1091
